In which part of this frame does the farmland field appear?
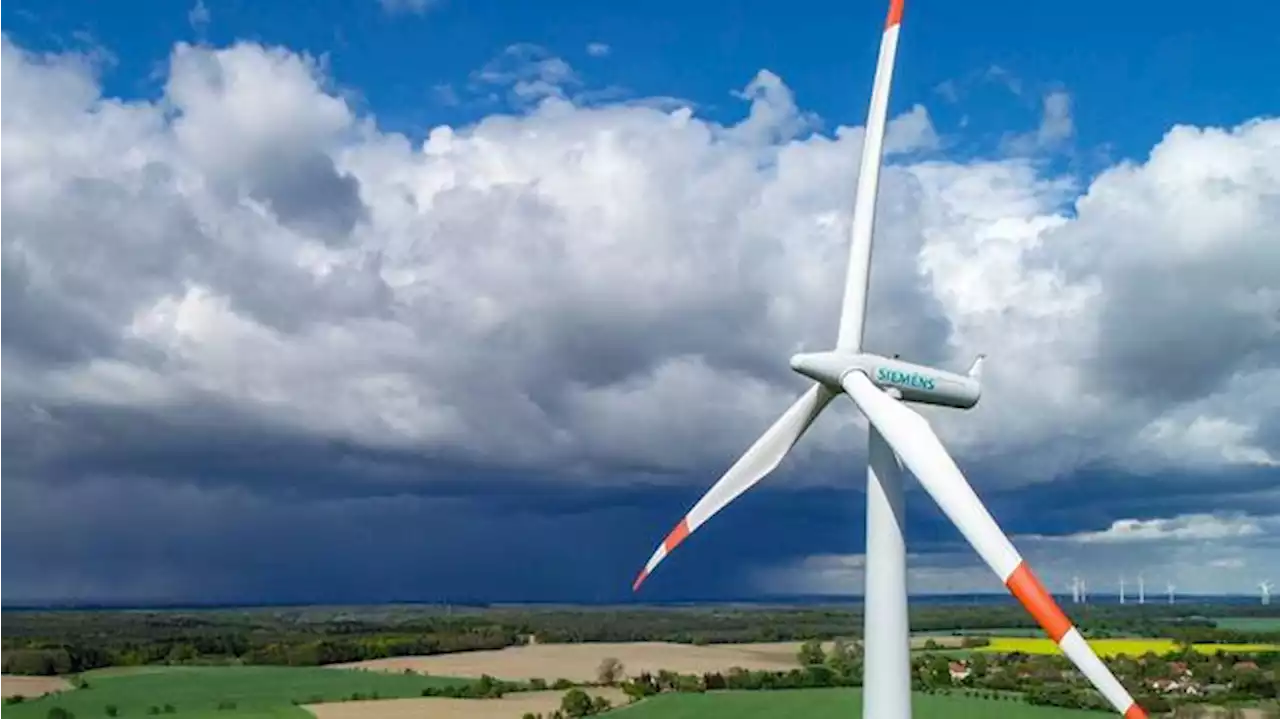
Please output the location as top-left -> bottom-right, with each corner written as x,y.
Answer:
1,665 -> 474,719
978,637 -> 1280,657
330,641 -> 803,682
606,688 -> 1104,718
1,674 -> 71,698
307,688 -> 628,719
1213,617 -> 1280,632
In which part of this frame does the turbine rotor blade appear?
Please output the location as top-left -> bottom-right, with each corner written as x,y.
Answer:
840,370 -> 1147,719
632,383 -> 836,591
835,0 -> 905,351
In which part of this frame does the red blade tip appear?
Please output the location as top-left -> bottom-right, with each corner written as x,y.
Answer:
885,0 -> 904,29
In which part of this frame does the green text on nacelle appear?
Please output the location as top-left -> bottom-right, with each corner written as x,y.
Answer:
876,367 -> 937,391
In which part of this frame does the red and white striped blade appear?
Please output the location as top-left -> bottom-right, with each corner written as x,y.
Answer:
840,370 -> 1148,719
632,383 -> 836,591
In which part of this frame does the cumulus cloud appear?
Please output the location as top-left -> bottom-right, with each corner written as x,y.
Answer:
2,32 -> 1278,600
586,42 -> 611,58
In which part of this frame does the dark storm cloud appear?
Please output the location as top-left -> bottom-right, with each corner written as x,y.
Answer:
1090,263 -> 1280,403
2,469 -> 805,605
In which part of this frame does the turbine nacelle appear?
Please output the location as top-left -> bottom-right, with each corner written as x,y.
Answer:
789,350 -> 984,410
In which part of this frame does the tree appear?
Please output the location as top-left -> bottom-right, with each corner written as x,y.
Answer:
797,640 -> 826,666
560,688 -> 594,718
622,681 -> 653,701
596,657 -> 624,686
826,639 -> 861,681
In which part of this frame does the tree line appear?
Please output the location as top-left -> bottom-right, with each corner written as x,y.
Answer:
3,602 -> 1275,676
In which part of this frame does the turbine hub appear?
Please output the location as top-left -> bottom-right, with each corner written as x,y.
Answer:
789,350 -> 859,387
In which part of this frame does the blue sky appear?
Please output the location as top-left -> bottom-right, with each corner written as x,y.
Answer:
2,0 -> 1278,605
8,0 -> 1278,157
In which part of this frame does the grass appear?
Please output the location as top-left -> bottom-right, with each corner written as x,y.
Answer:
1212,617 -> 1280,632
609,688 -> 1104,717
977,637 -> 1280,657
2,665 -> 474,719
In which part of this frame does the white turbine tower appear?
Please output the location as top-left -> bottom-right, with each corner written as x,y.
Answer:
1262,581 -> 1274,606
629,2 -> 1147,717
1138,573 -> 1145,605
1120,574 -> 1127,605
1166,581 -> 1175,605
1072,576 -> 1082,605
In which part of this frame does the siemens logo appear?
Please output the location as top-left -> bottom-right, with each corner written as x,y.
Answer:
876,367 -> 936,391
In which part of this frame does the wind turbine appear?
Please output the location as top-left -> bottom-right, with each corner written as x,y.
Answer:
628,2 -> 1147,717
1166,581 -> 1175,605
1071,576 -> 1082,605
1262,581 -> 1273,606
1120,574 -> 1127,605
1138,573 -> 1145,605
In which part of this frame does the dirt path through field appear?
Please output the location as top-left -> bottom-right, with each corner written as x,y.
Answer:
1,674 -> 73,698
329,642 -> 801,682
305,688 -> 628,719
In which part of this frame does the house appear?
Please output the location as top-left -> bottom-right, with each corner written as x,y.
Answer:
1149,677 -> 1203,696
948,661 -> 971,682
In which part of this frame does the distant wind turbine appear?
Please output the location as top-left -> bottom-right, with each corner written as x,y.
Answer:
1119,574 -> 1126,605
1262,581 -> 1274,606
1138,573 -> 1145,605
1166,581 -> 1175,605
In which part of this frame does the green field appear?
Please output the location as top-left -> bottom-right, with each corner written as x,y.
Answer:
1213,616 -> 1280,632
3,666 -> 473,719
611,688 -> 1102,718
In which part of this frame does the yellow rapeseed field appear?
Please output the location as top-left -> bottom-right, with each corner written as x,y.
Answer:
977,637 -> 1280,657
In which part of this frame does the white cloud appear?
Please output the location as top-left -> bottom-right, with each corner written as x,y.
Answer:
2,35 -> 1278,502
188,0 -> 211,32
1136,414 -> 1279,468
586,42 -> 611,58
1029,513 -> 1268,544
1002,90 -> 1075,154
755,513 -> 1280,596
984,65 -> 1024,97
468,43 -> 584,106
